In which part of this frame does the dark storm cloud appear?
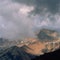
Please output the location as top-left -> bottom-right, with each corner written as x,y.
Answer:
34,0 -> 60,14
0,0 -> 60,41
13,0 -> 60,14
13,0 -> 36,5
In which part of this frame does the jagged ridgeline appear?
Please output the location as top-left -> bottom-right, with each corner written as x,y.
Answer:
37,29 -> 59,41
0,29 -> 60,60
0,46 -> 35,60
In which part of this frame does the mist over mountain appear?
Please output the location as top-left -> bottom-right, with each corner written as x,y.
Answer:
37,29 -> 59,41
0,0 -> 60,40
0,0 -> 60,60
0,29 -> 60,60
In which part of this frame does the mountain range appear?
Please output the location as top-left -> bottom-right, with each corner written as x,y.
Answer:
0,29 -> 60,60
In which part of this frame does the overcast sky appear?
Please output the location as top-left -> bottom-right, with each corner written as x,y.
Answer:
0,0 -> 60,40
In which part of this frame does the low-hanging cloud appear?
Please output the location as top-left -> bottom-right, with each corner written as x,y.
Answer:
0,0 -> 36,40
0,0 -> 60,41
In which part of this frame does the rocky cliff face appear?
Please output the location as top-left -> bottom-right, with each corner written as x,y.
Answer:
0,46 -> 35,60
18,29 -> 60,56
37,29 -> 59,41
0,29 -> 60,60
32,49 -> 60,60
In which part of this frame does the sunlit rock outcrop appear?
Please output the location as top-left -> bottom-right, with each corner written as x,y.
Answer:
0,29 -> 60,60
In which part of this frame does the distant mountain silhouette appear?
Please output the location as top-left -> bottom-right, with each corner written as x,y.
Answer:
0,38 -> 8,45
37,29 -> 59,41
0,46 -> 35,60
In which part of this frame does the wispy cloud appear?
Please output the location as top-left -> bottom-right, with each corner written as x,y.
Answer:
0,0 -> 60,40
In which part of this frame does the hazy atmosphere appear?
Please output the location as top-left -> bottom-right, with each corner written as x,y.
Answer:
0,0 -> 60,40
